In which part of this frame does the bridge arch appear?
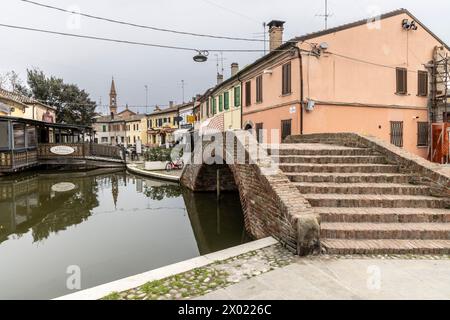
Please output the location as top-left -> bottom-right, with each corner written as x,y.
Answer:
181,130 -> 320,255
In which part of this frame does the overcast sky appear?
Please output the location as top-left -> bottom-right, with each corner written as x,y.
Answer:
1,0 -> 449,115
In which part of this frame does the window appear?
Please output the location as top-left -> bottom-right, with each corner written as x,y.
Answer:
245,81 -> 251,106
13,123 -> 25,149
26,125 -> 37,147
212,97 -> 216,114
281,119 -> 292,141
206,100 -> 210,117
282,62 -> 292,95
255,123 -> 263,143
224,92 -> 229,110
101,137 -> 108,143
390,121 -> 403,147
0,121 -> 9,148
256,75 -> 263,103
417,122 -> 428,146
396,68 -> 407,94
234,86 -> 241,107
219,95 -> 223,112
418,71 -> 428,96
102,125 -> 106,132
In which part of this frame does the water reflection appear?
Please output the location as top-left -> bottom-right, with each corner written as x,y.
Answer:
0,169 -> 249,299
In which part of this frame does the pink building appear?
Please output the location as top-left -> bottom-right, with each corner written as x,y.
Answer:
241,9 -> 449,158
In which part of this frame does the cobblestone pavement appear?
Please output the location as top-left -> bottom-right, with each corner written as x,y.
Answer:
102,244 -> 295,300
102,242 -> 450,300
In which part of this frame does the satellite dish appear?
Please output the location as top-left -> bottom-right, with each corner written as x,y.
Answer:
319,42 -> 329,50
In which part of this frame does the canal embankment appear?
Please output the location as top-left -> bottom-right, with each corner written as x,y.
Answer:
55,237 -> 283,300
126,162 -> 181,182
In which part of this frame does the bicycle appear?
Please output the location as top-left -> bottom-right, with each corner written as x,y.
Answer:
165,158 -> 184,171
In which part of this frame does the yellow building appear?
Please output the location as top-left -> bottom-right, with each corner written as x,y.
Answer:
146,104 -> 180,147
0,88 -> 56,122
198,64 -> 242,132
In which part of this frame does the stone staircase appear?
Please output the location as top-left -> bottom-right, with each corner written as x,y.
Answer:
268,143 -> 450,255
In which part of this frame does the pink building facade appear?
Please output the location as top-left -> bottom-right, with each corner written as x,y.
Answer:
241,9 -> 449,158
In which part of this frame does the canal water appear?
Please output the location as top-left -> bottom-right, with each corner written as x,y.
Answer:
0,169 -> 250,300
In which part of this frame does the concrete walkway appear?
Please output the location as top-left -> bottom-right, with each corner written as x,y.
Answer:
199,256 -> 450,300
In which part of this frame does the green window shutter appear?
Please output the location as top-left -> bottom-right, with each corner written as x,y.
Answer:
234,86 -> 241,107
212,98 -> 216,114
219,95 -> 223,112
224,92 -> 229,110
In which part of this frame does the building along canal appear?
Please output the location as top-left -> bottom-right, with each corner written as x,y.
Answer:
0,169 -> 250,299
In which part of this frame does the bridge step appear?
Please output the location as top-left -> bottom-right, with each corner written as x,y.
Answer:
316,207 -> 450,223
304,194 -> 450,208
321,222 -> 450,240
273,155 -> 388,164
321,239 -> 450,254
293,182 -> 430,196
279,164 -> 399,173
267,144 -> 377,156
275,142 -> 450,255
285,172 -> 413,183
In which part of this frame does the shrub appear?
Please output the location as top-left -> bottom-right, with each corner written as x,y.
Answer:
144,147 -> 172,162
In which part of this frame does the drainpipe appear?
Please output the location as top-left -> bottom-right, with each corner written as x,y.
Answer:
295,46 -> 304,135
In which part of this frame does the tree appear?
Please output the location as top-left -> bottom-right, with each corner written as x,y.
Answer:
0,70 -> 28,95
25,69 -> 98,125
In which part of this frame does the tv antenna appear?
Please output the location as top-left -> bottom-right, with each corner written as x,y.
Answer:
316,0 -> 333,30
214,52 -> 226,76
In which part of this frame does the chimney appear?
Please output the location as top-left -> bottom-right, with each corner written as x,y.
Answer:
169,101 -> 174,108
267,20 -> 285,52
231,63 -> 239,77
217,73 -> 224,84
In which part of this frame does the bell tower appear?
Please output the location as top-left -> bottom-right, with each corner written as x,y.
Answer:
109,77 -> 117,115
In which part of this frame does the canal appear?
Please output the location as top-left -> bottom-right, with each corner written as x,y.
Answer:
0,169 -> 250,300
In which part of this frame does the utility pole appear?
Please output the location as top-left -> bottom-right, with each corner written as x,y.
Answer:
144,85 -> 149,114
181,80 -> 185,103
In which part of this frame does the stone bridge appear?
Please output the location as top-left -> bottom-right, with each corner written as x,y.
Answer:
182,131 -> 450,256
180,130 -> 321,256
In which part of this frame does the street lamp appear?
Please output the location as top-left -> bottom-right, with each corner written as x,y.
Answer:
193,50 -> 209,62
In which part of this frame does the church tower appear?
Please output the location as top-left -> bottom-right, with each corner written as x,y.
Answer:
109,77 -> 117,115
